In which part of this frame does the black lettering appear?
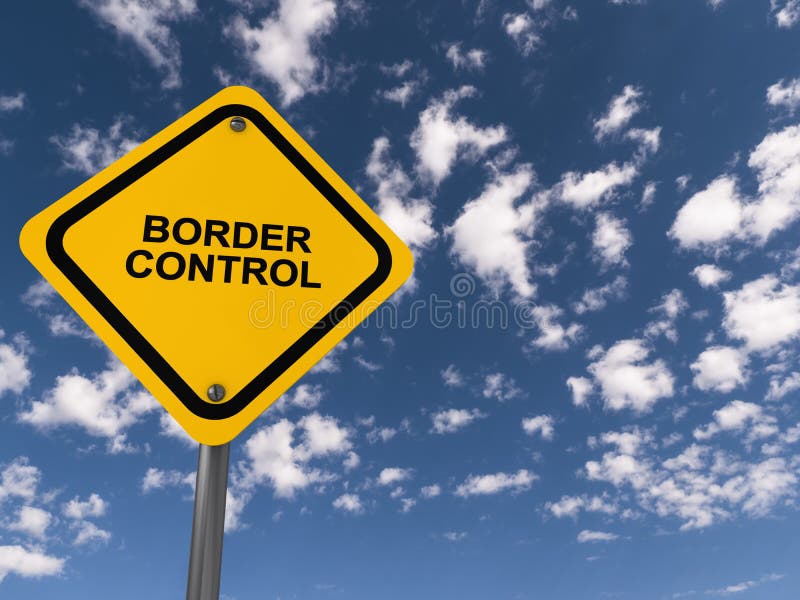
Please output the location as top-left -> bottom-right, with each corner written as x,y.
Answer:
242,257 -> 268,285
126,249 -> 153,278
300,261 -> 321,288
155,252 -> 186,280
143,215 -> 169,242
204,220 -> 230,247
173,217 -> 201,245
287,225 -> 312,253
233,222 -> 258,249
260,224 -> 284,251
270,259 -> 298,287
188,253 -> 214,282
217,255 -> 241,283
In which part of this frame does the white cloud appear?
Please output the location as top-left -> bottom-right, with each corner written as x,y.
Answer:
566,376 -> 593,407
455,469 -> 536,497
671,125 -> 800,248
693,400 -> 777,442
502,12 -> 540,55
482,372 -> 523,401
767,78 -> 800,113
7,507 -> 52,540
572,276 -> 627,314
420,484 -> 441,499
309,340 -> 348,374
63,493 -> 107,520
640,181 -> 657,210
530,304 -> 582,351
431,408 -> 485,434
158,412 -> 196,447
627,127 -> 661,158
378,467 -> 413,486
592,212 -> 632,268
240,413 -> 351,498
577,529 -> 619,543
767,371 -> 800,400
411,86 -> 507,185
445,43 -> 487,70
19,358 -> 158,453
443,531 -> 468,542
772,0 -> 800,27
556,162 -> 638,209
441,364 -> 465,387
446,166 -> 538,297
692,264 -> 732,288
332,493 -> 363,514
226,0 -> 337,105
0,545 -> 64,583
522,415 -> 554,440
0,92 -> 25,112
72,521 -> 112,546
0,458 -> 40,502
644,289 -> 688,343
50,117 -> 139,175
669,177 -> 743,249
0,330 -> 32,397
366,136 -> 436,255
587,339 -> 674,412
380,81 -> 419,107
594,85 -> 643,140
706,573 -> 784,596
276,384 -> 324,411
722,275 -> 800,352
141,467 -> 193,493
79,0 -> 196,88
691,346 -> 749,393
545,495 -> 616,518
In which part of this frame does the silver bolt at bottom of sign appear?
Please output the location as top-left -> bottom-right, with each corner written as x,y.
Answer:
229,117 -> 246,132
207,384 -> 226,402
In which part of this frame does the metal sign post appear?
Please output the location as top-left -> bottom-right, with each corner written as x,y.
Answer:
186,443 -> 230,600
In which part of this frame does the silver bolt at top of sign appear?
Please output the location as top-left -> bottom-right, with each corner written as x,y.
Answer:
229,117 -> 246,132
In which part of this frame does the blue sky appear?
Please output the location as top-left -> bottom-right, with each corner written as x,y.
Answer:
2,0 -> 800,598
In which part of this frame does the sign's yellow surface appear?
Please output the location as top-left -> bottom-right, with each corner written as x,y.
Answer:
19,86 -> 413,445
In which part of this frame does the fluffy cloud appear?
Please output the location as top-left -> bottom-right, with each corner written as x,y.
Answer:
566,376 -> 593,407
441,364 -> 465,387
482,372 -> 524,401
594,85 -> 643,140
455,469 -> 536,497
226,0 -> 337,105
577,529 -> 619,543
431,409 -> 485,434
445,43 -> 487,70
50,117 -> 139,175
0,545 -> 64,583
7,506 -> 52,540
722,275 -> 800,352
531,305 -> 582,350
556,162 -> 638,209
366,136 -> 436,255
572,276 -> 627,314
0,458 -> 40,502
767,372 -> 800,400
0,330 -> 32,397
767,78 -> 800,113
446,167 -> 538,297
411,86 -> 507,185
691,346 -> 749,393
63,493 -> 111,546
522,415 -> 554,440
592,212 -> 632,268
378,467 -> 413,486
18,359 -> 158,453
141,467 -> 194,493
586,339 -> 674,412
502,13 -> 541,55
0,92 -> 25,112
79,0 -> 196,88
545,494 -> 616,518
692,264 -> 732,288
670,125 -> 800,248
239,413 -> 352,498
772,0 -> 800,27
644,289 -> 688,342
332,493 -> 363,514
693,400 -> 777,442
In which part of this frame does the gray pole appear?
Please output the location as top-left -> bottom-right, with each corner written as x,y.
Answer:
186,442 -> 230,600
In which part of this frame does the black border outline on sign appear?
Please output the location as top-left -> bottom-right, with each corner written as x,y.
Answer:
45,103 -> 392,420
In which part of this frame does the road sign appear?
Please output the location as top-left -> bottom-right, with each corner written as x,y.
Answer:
20,86 -> 413,445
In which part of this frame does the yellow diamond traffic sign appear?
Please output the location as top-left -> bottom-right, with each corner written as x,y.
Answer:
20,86 -> 413,445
